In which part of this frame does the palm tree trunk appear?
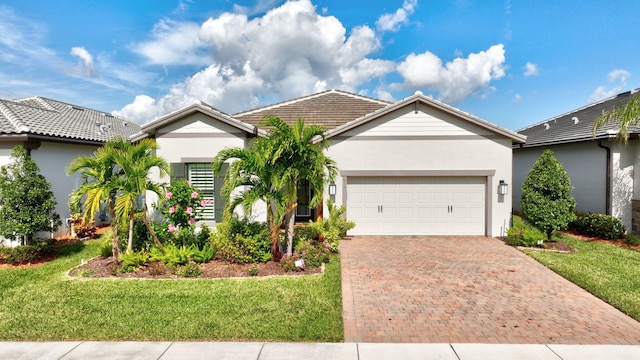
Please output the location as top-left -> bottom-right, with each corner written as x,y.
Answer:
268,202 -> 282,260
284,208 -> 296,256
127,213 -> 134,251
109,200 -> 121,261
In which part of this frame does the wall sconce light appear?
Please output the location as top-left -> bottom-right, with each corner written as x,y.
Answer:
328,183 -> 337,196
498,180 -> 509,195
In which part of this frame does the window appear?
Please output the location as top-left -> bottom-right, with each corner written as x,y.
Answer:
187,163 -> 215,220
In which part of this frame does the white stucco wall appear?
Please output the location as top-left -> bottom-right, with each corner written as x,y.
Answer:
326,103 -> 515,237
30,142 -> 100,237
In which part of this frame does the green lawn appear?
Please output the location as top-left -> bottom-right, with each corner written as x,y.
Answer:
0,239 -> 344,341
524,233 -> 640,322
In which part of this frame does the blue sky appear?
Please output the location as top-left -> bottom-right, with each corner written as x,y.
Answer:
0,0 -> 638,130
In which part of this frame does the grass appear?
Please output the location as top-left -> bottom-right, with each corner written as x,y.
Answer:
516,217 -> 640,322
0,237 -> 344,341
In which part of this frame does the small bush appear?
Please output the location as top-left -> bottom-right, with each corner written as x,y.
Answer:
248,265 -> 259,276
295,240 -> 331,268
297,200 -> 354,253
70,215 -> 98,239
179,262 -> 202,278
119,250 -> 151,273
99,237 -> 113,257
191,245 -> 216,263
0,241 -> 55,264
570,213 -> 625,240
149,244 -> 191,266
211,216 -> 271,264
506,227 -> 546,247
626,234 -> 640,246
279,253 -> 303,272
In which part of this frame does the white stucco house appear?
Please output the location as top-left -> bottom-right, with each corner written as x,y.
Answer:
0,96 -> 140,245
513,88 -> 640,233
133,89 -> 526,237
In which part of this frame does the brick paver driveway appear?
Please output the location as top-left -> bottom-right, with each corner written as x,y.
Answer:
340,236 -> 640,344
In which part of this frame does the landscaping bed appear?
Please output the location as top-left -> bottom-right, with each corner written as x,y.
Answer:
69,255 -> 323,279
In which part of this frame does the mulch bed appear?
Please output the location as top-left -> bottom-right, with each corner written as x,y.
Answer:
68,255 -> 323,279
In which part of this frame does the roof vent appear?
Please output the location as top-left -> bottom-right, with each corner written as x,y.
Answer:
71,106 -> 84,111
122,121 -> 128,126
572,117 -> 579,124
544,123 -> 550,130
103,113 -> 114,118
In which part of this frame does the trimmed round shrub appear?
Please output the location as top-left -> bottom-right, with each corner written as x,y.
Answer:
582,214 -> 625,240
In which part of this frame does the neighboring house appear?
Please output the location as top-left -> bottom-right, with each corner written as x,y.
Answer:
513,88 -> 640,232
135,89 -> 526,237
0,96 -> 140,245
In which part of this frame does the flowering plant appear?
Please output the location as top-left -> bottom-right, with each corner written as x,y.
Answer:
160,180 -> 209,232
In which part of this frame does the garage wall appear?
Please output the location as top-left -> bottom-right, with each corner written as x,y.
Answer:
326,103 -> 515,237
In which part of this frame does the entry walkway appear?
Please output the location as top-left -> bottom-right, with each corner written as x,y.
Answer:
340,236 -> 640,344
3,341 -> 640,359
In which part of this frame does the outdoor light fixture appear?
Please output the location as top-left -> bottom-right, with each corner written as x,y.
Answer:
498,180 -> 509,195
328,183 -> 337,196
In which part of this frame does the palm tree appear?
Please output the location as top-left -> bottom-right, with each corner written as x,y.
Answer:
110,138 -> 169,251
261,116 -> 337,256
213,141 -> 288,259
593,95 -> 640,143
68,141 -> 127,259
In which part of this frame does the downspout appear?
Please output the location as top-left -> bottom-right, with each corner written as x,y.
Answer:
598,141 -> 611,215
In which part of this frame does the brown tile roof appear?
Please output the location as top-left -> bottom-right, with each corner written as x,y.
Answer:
233,89 -> 391,130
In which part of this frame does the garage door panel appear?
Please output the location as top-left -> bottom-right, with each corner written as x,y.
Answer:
347,176 -> 486,236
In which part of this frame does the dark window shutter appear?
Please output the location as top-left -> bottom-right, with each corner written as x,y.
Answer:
170,163 -> 186,183
213,163 -> 228,221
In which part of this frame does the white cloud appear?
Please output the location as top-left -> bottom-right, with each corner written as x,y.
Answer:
376,0 -> 418,32
118,0 -> 396,123
70,47 -> 97,78
394,44 -> 506,103
523,62 -> 538,77
131,18 -> 209,66
608,69 -> 630,83
588,69 -> 631,103
512,94 -> 522,103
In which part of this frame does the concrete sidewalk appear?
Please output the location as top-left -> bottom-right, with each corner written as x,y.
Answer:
3,342 -> 640,360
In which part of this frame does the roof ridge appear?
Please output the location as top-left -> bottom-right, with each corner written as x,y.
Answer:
233,89 -> 391,117
517,87 -> 640,132
12,96 -> 60,112
0,101 -> 30,132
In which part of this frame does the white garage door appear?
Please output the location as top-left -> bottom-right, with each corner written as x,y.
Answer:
346,176 -> 486,235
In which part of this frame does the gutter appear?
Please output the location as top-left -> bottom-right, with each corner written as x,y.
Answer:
598,141 -> 611,215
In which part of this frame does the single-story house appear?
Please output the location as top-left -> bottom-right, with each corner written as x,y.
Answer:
513,88 -> 640,232
0,96 -> 140,245
134,89 -> 526,237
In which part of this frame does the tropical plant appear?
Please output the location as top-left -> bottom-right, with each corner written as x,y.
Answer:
521,149 -> 576,240
68,139 -> 129,259
260,116 -> 337,257
592,94 -> 640,143
0,145 -> 61,245
213,139 -> 288,260
110,138 -> 169,252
